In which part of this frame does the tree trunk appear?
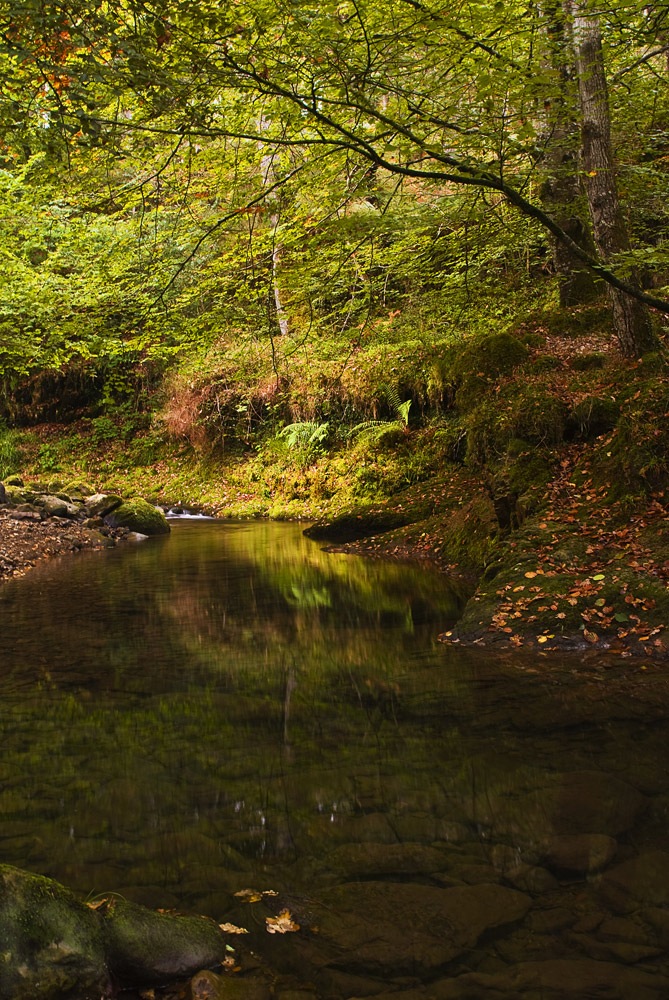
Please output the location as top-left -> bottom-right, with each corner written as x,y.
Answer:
260,121 -> 290,336
570,1 -> 657,356
538,1 -> 598,307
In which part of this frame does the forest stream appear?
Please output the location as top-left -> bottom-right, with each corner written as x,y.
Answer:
1,519 -> 669,999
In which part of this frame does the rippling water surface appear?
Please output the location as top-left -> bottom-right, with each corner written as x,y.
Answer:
1,520 -> 668,998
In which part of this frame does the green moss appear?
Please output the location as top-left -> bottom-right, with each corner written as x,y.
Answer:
101,898 -> 226,986
570,352 -> 606,372
454,332 -> 529,410
466,385 -> 566,467
104,498 -> 171,535
546,303 -> 610,339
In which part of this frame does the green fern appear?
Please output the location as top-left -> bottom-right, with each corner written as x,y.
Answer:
346,420 -> 386,439
277,421 -> 329,450
383,383 -> 412,427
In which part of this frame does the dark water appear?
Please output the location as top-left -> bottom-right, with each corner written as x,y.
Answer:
1,520 -> 669,999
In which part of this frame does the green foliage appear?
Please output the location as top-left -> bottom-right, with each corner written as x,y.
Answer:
277,422 -> 329,451
0,426 -> 23,479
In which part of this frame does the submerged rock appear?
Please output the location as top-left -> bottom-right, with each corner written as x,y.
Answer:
542,834 -> 617,876
435,958 -> 669,999
294,881 -> 531,975
104,497 -> 170,536
0,864 -> 110,1000
190,969 -> 271,1000
599,850 -> 669,914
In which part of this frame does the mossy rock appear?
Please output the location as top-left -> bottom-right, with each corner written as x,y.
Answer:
304,506 -> 409,542
104,498 -> 170,536
454,333 -> 529,410
63,480 -> 94,497
570,352 -> 606,372
528,354 -> 563,374
0,864 -> 110,1000
568,396 -> 619,439
4,474 -> 23,487
546,303 -> 610,339
101,897 -> 227,986
466,389 -> 566,466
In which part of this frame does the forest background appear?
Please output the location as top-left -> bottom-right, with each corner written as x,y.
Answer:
1,0 -> 668,652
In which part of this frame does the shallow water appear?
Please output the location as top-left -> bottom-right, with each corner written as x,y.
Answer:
1,520 -> 668,998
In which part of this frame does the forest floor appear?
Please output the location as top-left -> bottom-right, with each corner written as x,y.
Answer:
0,507 -> 119,582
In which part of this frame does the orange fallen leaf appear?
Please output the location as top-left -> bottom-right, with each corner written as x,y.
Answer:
266,909 -> 300,934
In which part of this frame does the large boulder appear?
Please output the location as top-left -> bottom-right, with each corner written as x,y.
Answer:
100,897 -> 227,985
104,498 -> 170,536
0,864 -> 110,1000
0,867 -> 231,998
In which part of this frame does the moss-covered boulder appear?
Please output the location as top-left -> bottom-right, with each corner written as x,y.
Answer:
0,864 -> 110,1000
454,332 -> 529,409
100,898 -> 227,986
63,480 -> 94,499
4,474 -> 23,487
103,498 -> 170,536
304,506 -> 410,543
568,395 -> 619,439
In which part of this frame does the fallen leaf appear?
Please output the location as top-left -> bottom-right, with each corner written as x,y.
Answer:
219,923 -> 249,935
266,909 -> 300,934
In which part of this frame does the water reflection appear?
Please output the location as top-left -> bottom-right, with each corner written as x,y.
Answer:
0,521 -> 668,997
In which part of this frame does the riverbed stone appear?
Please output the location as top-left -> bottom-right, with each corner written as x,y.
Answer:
325,842 -> 451,879
41,494 -> 80,519
190,969 -> 271,1000
463,768 -> 645,854
542,834 -> 617,875
297,881 -> 531,975
104,497 -> 170,536
433,959 -> 669,999
101,897 -> 227,985
0,864 -> 110,1000
599,850 -> 669,913
85,493 -> 124,518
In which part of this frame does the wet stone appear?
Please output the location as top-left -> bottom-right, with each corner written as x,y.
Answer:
296,881 -> 531,975
542,834 -> 617,876
325,842 -> 451,879
433,958 -> 669,999
189,969 -> 272,1000
599,850 -> 669,914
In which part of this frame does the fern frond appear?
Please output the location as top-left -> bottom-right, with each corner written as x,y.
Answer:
277,421 -> 329,449
346,421 -> 386,439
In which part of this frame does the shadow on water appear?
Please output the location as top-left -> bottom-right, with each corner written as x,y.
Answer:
1,520 -> 669,997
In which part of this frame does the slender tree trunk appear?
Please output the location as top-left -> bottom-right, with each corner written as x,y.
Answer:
260,122 -> 290,336
569,1 -> 657,356
538,1 -> 598,307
